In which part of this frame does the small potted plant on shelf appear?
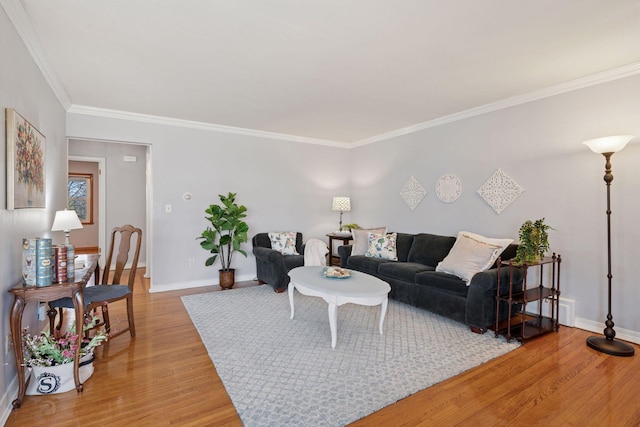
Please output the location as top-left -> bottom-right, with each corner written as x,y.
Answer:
341,223 -> 361,232
513,218 -> 554,265
197,192 -> 249,289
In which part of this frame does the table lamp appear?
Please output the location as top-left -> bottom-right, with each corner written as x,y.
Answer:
332,196 -> 351,231
51,209 -> 83,245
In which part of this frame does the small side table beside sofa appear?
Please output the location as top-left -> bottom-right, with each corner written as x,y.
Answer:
326,233 -> 352,266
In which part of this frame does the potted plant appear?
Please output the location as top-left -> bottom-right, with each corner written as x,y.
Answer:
513,218 -> 553,265
22,316 -> 107,395
341,223 -> 361,232
198,192 -> 249,289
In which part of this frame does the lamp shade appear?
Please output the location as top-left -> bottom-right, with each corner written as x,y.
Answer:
332,196 -> 351,212
51,209 -> 83,232
583,135 -> 634,154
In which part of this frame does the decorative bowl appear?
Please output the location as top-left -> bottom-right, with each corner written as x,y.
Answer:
321,266 -> 351,279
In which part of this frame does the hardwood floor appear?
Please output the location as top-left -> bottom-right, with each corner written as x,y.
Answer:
6,269 -> 640,426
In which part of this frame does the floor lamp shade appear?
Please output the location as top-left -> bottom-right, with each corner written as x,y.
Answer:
583,135 -> 635,357
51,209 -> 83,245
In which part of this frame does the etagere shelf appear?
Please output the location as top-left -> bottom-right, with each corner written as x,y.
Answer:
495,253 -> 561,343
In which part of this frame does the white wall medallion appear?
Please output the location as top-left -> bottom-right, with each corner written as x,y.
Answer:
435,174 -> 462,203
477,168 -> 524,214
400,176 -> 427,210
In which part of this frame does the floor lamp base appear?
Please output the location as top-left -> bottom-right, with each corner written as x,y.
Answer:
587,336 -> 635,357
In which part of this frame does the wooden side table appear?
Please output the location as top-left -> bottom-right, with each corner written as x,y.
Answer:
326,233 -> 352,266
8,253 -> 99,408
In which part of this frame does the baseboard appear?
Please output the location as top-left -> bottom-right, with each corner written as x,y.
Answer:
526,296 -> 576,327
1,373 -> 19,425
148,273 -> 256,293
575,318 -> 640,345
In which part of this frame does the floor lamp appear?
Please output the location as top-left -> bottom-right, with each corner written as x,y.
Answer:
583,135 -> 635,357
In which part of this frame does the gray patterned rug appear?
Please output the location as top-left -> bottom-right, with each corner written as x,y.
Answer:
182,285 -> 519,427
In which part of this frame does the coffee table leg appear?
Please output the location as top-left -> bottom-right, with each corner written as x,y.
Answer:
288,283 -> 295,319
379,297 -> 388,335
328,303 -> 338,348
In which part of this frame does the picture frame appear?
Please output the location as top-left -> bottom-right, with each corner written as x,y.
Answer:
68,173 -> 93,224
6,108 -> 46,209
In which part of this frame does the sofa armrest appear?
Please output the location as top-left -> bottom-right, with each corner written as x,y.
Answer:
253,246 -> 286,263
337,245 -> 353,267
465,266 -> 524,331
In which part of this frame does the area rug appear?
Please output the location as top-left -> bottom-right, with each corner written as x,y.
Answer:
182,286 -> 519,427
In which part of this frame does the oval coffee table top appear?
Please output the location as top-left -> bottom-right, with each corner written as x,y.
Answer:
288,266 -> 390,297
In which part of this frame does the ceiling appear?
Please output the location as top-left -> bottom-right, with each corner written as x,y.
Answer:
8,0 -> 640,144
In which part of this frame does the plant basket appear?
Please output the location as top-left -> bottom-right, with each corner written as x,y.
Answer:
26,353 -> 94,395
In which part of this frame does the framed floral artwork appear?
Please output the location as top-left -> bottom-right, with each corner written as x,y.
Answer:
6,108 -> 46,209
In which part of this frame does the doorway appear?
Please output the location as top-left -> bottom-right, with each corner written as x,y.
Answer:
67,140 -> 150,275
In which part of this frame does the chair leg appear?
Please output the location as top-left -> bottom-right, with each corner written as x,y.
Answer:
101,304 -> 111,334
54,308 -> 64,333
47,306 -> 58,335
126,295 -> 136,337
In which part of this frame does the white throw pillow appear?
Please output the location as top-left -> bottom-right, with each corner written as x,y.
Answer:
436,231 -> 513,283
351,227 -> 387,256
365,232 -> 398,260
268,232 -> 299,255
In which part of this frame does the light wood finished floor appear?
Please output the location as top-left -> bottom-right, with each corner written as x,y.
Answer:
6,269 -> 640,426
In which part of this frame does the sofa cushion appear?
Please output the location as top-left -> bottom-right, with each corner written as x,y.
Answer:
268,231 -> 300,255
436,231 -> 513,283
407,233 -> 456,266
352,227 -> 387,256
365,232 -> 398,260
415,271 -> 469,297
346,255 -> 391,276
379,262 -> 435,283
395,233 -> 415,262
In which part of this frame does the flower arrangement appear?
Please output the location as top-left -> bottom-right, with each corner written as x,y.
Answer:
22,316 -> 108,368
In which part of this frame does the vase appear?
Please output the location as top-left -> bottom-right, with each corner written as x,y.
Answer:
26,353 -> 94,395
219,269 -> 235,290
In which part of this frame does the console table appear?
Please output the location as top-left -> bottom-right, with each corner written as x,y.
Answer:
8,253 -> 99,408
326,233 -> 352,266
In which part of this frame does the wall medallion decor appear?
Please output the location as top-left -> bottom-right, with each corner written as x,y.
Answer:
435,174 -> 462,203
6,108 -> 46,209
400,176 -> 427,210
477,168 -> 524,214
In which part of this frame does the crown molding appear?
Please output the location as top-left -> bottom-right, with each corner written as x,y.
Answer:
1,0 -> 71,109
352,61 -> 640,147
67,104 -> 348,147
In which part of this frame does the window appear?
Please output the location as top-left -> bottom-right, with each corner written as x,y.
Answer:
68,173 -> 93,224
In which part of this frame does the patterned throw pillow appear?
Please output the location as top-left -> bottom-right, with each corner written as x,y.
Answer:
365,232 -> 398,260
351,227 -> 387,256
268,232 -> 299,255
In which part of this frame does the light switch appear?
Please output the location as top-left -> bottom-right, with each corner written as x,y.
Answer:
165,204 -> 172,213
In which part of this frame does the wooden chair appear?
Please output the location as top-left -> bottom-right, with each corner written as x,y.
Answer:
49,224 -> 142,339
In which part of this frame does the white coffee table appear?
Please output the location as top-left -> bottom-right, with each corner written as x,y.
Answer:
288,266 -> 391,348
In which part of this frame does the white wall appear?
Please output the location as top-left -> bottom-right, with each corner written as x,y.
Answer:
350,73 -> 640,341
0,6 -> 68,414
66,115 -> 352,290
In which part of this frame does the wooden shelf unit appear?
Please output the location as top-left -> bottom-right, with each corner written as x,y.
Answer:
495,253 -> 561,343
